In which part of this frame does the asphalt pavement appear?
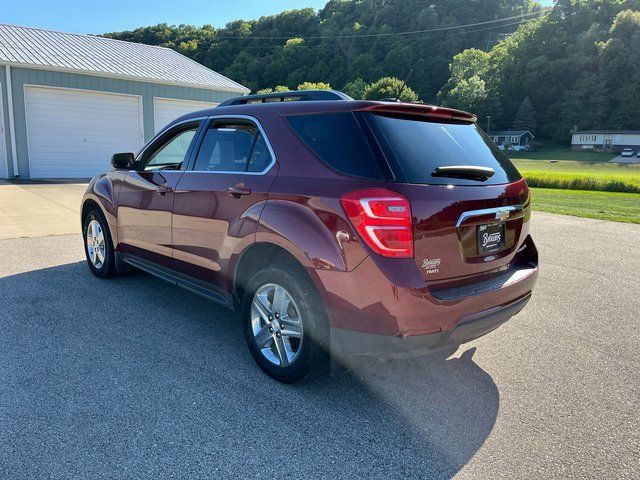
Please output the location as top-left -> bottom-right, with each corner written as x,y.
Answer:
0,212 -> 638,479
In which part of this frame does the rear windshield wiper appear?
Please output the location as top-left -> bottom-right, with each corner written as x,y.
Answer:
431,165 -> 495,181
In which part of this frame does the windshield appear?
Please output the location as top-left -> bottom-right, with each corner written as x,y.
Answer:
367,113 -> 522,185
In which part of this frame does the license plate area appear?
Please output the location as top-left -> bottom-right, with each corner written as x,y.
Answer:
477,222 -> 506,255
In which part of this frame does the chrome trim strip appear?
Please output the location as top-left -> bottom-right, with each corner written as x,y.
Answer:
182,114 -> 277,176
456,205 -> 524,228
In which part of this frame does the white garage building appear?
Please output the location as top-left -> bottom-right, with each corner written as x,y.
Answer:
0,24 -> 249,179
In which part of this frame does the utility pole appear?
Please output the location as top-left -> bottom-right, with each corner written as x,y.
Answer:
486,116 -> 492,133
486,31 -> 493,51
396,68 -> 413,101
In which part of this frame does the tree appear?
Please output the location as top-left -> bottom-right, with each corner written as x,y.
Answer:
297,81 -> 332,90
103,1 -> 538,103
342,78 -> 367,99
103,0 -> 640,142
513,97 -> 537,133
254,85 -> 291,94
596,9 -> 640,130
363,77 -> 419,102
437,49 -> 498,120
255,85 -> 291,94
443,76 -> 489,115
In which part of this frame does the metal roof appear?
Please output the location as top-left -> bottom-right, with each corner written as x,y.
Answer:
490,130 -> 532,136
574,130 -> 640,135
0,23 -> 250,93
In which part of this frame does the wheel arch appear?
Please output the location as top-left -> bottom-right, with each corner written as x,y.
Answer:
233,242 -> 322,308
81,174 -> 120,248
81,196 -> 117,249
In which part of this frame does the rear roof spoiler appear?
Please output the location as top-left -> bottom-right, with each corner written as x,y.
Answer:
356,103 -> 477,123
218,90 -> 353,106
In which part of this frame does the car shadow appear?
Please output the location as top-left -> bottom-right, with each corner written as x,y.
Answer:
0,261 -> 499,479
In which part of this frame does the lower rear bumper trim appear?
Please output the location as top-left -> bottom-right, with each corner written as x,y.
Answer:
331,293 -> 531,358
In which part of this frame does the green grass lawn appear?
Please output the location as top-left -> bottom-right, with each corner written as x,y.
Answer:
511,158 -> 640,193
507,147 -> 616,163
530,188 -> 640,224
503,147 -> 640,223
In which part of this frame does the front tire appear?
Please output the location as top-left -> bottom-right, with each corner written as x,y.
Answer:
82,208 -> 116,278
242,266 -> 328,383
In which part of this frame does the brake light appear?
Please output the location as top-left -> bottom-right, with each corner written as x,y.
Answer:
341,188 -> 413,258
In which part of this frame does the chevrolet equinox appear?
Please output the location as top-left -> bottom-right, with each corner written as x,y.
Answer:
81,90 -> 538,383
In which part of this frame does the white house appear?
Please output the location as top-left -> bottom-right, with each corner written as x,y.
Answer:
489,130 -> 534,151
571,130 -> 640,152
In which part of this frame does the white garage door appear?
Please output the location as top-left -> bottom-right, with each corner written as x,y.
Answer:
25,86 -> 143,178
154,98 -> 217,133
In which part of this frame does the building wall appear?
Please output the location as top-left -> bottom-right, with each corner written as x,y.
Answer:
572,132 -> 640,151
2,66 -> 240,178
1,78 -> 13,178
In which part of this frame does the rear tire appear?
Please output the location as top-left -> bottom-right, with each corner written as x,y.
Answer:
242,265 -> 328,383
82,208 -> 117,278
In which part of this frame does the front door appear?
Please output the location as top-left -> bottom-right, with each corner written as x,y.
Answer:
171,117 -> 277,293
117,121 -> 202,267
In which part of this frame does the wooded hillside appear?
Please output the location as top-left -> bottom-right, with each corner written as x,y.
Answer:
104,0 -> 640,142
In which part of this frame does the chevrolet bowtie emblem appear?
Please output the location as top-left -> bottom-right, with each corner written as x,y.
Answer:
496,210 -> 510,221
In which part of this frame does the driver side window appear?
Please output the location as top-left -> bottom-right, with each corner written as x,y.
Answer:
143,127 -> 198,171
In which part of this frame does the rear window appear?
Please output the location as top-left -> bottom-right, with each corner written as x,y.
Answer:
285,112 -> 383,179
367,113 -> 522,185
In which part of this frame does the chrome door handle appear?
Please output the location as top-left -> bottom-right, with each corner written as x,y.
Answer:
157,183 -> 173,196
226,185 -> 251,198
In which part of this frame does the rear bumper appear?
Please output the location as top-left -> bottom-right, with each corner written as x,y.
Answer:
313,234 -> 538,355
331,293 -> 531,358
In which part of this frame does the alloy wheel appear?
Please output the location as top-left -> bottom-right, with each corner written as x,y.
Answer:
86,219 -> 106,269
250,283 -> 304,367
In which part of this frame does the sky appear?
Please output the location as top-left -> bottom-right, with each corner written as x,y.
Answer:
2,0 -> 555,35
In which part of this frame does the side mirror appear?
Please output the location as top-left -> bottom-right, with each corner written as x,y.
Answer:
111,152 -> 135,170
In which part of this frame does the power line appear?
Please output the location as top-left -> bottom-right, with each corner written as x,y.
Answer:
207,17 -> 542,49
212,11 -> 545,40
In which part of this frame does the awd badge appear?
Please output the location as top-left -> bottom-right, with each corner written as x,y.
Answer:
421,258 -> 441,274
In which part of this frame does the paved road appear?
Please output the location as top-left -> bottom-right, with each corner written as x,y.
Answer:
0,180 -> 87,240
609,154 -> 640,164
0,213 -> 638,479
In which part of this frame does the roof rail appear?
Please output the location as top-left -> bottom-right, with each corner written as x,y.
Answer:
218,89 -> 352,107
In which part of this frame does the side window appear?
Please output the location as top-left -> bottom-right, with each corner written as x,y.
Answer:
285,112 -> 382,179
193,121 -> 273,173
247,133 -> 272,172
144,128 -> 198,171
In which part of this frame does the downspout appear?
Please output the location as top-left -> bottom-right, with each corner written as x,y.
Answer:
5,65 -> 19,177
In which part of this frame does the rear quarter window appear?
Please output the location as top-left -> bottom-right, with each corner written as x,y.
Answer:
367,113 -> 522,185
285,112 -> 383,179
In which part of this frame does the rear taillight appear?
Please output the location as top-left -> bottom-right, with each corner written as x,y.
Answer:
341,188 -> 413,258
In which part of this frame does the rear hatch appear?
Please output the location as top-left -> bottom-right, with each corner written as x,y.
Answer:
360,104 -> 530,282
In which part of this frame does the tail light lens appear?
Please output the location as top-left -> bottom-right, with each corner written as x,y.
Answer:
341,188 -> 413,258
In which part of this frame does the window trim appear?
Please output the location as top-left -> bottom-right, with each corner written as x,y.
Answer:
135,117 -> 206,171
184,114 -> 276,175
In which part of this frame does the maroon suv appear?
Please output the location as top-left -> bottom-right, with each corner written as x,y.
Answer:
81,90 -> 538,383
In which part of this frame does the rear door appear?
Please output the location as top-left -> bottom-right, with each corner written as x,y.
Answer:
364,110 -> 530,282
117,120 -> 202,267
171,116 -> 278,292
